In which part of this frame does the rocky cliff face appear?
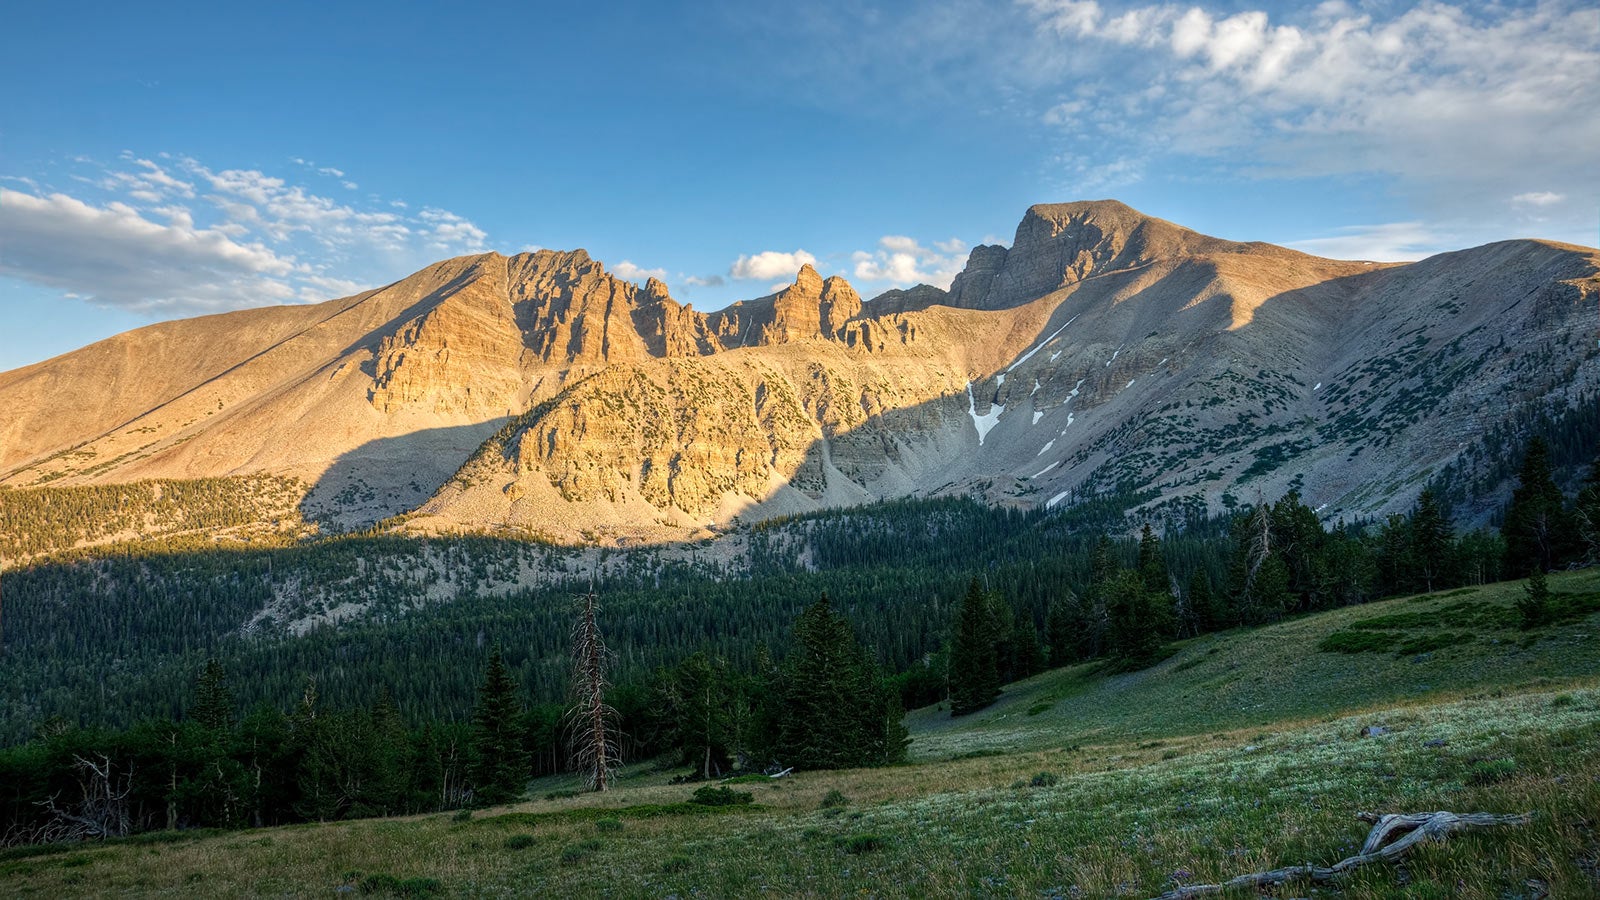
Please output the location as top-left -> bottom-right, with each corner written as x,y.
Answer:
3,200 -> 1596,544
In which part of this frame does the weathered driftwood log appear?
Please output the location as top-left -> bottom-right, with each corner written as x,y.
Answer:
1151,811 -> 1533,899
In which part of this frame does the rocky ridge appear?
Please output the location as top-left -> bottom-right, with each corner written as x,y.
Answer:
2,200 -> 1596,545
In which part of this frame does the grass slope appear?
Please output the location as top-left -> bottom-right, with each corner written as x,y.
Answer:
5,572 -> 1599,899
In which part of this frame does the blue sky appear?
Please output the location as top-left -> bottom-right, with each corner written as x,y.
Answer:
2,0 -> 1595,371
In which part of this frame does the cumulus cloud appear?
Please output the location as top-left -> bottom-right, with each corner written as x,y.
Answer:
851,235 -> 968,288
730,249 -> 817,280
611,260 -> 668,283
0,189 -> 298,314
0,152 -> 495,316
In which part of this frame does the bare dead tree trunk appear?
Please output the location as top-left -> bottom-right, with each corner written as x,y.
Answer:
567,589 -> 619,792
1151,810 -> 1532,899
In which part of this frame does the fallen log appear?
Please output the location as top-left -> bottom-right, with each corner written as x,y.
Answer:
1151,810 -> 1533,899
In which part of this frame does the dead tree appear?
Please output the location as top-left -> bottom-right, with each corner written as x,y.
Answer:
1152,810 -> 1533,899
35,754 -> 137,842
567,588 -> 619,792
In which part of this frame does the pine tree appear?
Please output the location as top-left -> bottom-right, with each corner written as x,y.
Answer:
1516,567 -> 1552,630
1410,488 -> 1453,593
1574,451 -> 1600,564
1135,524 -> 1176,638
470,646 -> 528,805
949,579 -> 1001,716
1045,596 -> 1074,668
1503,437 -> 1574,573
191,658 -> 234,734
772,594 -> 904,769
1104,570 -> 1164,667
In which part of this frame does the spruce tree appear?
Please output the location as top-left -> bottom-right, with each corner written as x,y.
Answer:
773,594 -> 902,769
1575,451 -> 1600,564
1045,596 -> 1074,668
1503,437 -> 1574,573
470,647 -> 527,806
949,578 -> 1001,716
1517,567 -> 1552,630
1105,570 -> 1163,667
1409,488 -> 1453,593
192,658 -> 234,734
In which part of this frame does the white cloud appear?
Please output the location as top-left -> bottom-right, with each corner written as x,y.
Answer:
1512,191 -> 1563,207
0,152 -> 498,316
683,274 -> 725,288
1285,221 -> 1442,262
851,234 -> 968,288
730,249 -> 817,280
0,189 -> 298,313
1022,1 -> 1600,209
611,260 -> 668,283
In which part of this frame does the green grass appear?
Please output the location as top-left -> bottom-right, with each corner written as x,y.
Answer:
4,571 -> 1598,898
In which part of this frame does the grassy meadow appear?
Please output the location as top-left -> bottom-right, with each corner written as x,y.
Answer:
4,571 -> 1599,898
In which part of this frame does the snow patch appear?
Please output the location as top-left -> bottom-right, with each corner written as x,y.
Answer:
996,373 -> 1006,386
1313,382 -> 1322,391
1049,350 -> 1062,362
966,382 -> 1004,446
1047,489 -> 1070,508
1036,439 -> 1055,456
1033,410 -> 1044,425
1126,378 -> 1136,389
1008,315 -> 1079,372
1106,347 -> 1121,367
1031,461 -> 1059,478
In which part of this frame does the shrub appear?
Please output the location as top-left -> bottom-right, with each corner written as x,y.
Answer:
544,789 -> 581,801
1029,772 -> 1059,788
503,834 -> 535,850
1026,701 -> 1054,716
1466,758 -> 1517,786
1395,631 -> 1475,655
560,839 -> 604,866
839,834 -> 887,854
358,873 -> 443,896
819,789 -> 849,809
1318,630 -> 1399,653
690,786 -> 753,807
451,809 -> 472,823
661,854 -> 693,873
594,818 -> 623,832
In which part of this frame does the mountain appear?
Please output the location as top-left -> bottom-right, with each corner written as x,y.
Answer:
3,200 -> 1596,546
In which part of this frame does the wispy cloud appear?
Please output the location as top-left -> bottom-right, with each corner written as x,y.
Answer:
0,152 -> 492,313
1021,0 -> 1600,208
730,249 -> 817,280
1285,221 -> 1443,263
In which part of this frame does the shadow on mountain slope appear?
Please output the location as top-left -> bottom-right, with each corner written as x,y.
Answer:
301,420 -> 507,532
